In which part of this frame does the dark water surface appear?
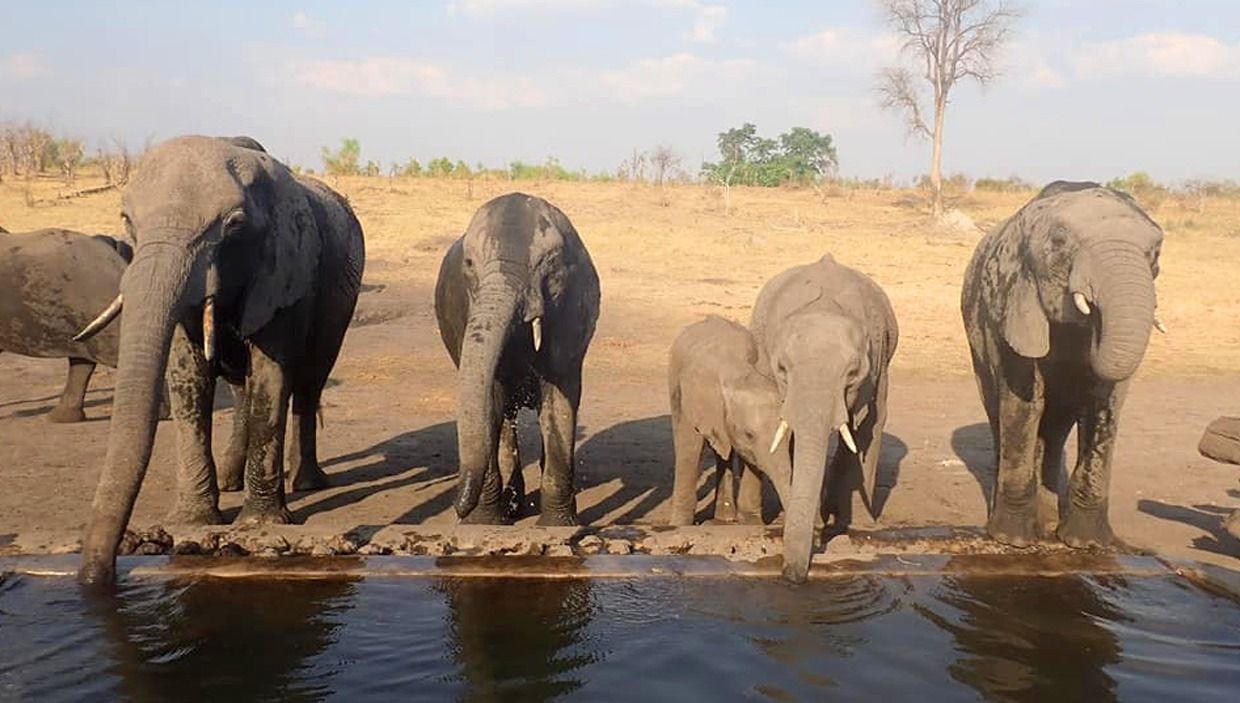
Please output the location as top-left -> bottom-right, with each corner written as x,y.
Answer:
2,568 -> 1239,701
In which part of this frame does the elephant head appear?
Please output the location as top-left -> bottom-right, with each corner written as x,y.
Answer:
765,309 -> 872,581
448,194 -> 579,519
77,135 -> 321,584
1001,182 -> 1163,382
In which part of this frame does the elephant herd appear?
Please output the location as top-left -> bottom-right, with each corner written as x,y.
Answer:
0,135 -> 1179,585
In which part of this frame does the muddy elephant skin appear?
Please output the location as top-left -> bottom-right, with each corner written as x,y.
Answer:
961,181 -> 1163,550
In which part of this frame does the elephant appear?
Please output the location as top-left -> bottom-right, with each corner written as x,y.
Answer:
1197,417 -> 1240,541
961,181 -> 1164,549
435,193 -> 600,525
668,315 -> 791,526
0,228 -> 132,422
750,254 -> 899,582
76,135 -> 365,585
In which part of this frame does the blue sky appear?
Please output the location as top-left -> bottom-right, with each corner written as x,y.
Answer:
1,1 -> 1237,182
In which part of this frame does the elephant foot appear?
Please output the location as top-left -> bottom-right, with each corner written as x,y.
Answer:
536,511 -> 579,527
986,504 -> 1038,547
1058,504 -> 1113,549
235,501 -> 295,526
77,560 -> 116,588
713,499 -> 738,524
288,462 -> 330,492
460,503 -> 507,525
735,511 -> 764,526
47,405 -> 86,424
165,498 -> 224,526
217,456 -> 245,492
1036,487 -> 1060,539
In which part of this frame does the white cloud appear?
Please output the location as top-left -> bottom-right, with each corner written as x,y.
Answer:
593,52 -> 754,103
289,57 -> 547,109
1073,32 -> 1240,78
1029,63 -> 1066,88
447,0 -> 608,16
684,4 -> 727,44
782,28 -> 899,69
291,11 -> 326,37
0,52 -> 49,81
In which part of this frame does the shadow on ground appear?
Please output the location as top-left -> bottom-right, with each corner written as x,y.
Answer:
951,422 -> 995,505
1138,499 -> 1240,558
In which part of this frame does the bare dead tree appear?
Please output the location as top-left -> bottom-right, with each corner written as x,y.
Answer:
618,147 -> 647,184
876,0 -> 1022,219
55,138 -> 85,185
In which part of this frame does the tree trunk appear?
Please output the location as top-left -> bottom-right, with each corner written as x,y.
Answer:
930,95 -> 946,220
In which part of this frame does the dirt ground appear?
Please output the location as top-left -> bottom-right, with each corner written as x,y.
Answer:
1,172 -> 1238,568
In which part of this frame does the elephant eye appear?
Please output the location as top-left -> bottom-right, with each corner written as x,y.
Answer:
222,211 -> 247,236
464,257 -> 474,269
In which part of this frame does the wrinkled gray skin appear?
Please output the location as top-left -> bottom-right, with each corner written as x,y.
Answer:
435,193 -> 600,525
0,229 -> 130,422
962,181 -> 1163,549
668,315 -> 791,526
77,135 -> 365,585
750,254 -> 899,582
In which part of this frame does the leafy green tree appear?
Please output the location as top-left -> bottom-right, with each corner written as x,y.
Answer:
320,138 -> 361,176
701,123 -> 838,188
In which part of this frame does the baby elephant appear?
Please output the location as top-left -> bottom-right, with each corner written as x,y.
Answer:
0,228 -> 133,422
669,315 -> 791,526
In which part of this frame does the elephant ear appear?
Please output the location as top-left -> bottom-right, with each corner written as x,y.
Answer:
697,381 -> 734,460
1002,274 -> 1049,358
238,173 -> 322,337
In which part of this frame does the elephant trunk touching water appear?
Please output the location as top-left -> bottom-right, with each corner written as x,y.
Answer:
435,193 -> 599,525
78,135 -> 364,586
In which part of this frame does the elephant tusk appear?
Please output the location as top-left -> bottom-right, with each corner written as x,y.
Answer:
1153,317 -> 1168,335
1073,292 -> 1091,316
769,419 -> 789,454
203,298 -> 216,362
839,423 -> 858,453
73,293 -> 123,341
532,317 -> 542,352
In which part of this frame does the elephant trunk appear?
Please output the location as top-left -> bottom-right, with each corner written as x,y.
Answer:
454,272 -> 521,519
782,414 -> 832,583
79,250 -> 190,585
1083,242 -> 1155,382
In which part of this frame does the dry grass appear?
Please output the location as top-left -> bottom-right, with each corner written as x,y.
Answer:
3,167 -> 1238,379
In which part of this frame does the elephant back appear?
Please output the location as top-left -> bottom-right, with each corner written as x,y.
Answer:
0,229 -> 126,365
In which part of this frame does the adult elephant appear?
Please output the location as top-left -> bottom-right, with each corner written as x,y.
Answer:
0,228 -> 132,422
961,181 -> 1163,549
750,254 -> 898,582
77,135 -> 365,585
435,193 -> 600,525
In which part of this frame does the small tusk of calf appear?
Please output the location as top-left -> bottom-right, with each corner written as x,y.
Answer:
769,419 -> 789,454
1153,318 -> 1168,335
73,293 -> 123,342
1073,292 -> 1091,316
532,317 -> 542,352
839,423 -> 858,453
203,298 -> 216,362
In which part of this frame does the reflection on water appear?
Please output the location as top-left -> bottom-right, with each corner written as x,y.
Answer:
1,564 -> 1239,702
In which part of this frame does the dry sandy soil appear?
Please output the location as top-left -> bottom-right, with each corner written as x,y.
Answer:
1,172 -> 1238,567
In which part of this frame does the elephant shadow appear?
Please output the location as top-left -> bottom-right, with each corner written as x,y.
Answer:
1136,499 -> 1240,558
951,423 -> 996,507
869,432 -> 910,519
292,421 -> 458,523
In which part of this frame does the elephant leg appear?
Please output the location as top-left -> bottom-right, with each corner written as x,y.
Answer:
499,416 -> 525,521
713,452 -> 738,523
164,327 -> 223,525
1035,403 -> 1074,539
1059,381 -> 1126,548
217,381 -> 247,492
48,357 -> 94,423
823,443 -> 858,532
988,356 -> 1044,547
287,386 -> 329,492
735,461 -> 764,524
235,347 -> 295,525
536,373 -> 581,526
669,411 -> 706,526
858,373 -> 890,519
